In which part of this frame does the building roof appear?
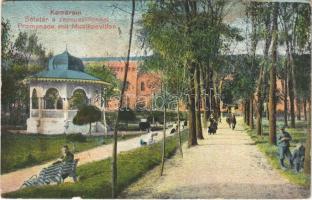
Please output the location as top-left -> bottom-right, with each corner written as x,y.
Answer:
30,50 -> 110,86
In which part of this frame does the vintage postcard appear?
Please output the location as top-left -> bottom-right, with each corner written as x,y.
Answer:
1,0 -> 311,199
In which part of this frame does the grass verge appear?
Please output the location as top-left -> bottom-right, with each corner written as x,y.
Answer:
242,118 -> 310,188
3,130 -> 188,198
1,133 -> 137,174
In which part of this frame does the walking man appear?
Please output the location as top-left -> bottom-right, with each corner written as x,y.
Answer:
277,127 -> 293,170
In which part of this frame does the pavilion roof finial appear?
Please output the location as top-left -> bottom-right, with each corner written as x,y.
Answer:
66,44 -> 68,51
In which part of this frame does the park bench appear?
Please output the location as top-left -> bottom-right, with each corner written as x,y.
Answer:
20,159 -> 79,189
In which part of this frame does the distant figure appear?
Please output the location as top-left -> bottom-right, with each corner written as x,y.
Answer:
277,127 -> 293,170
208,117 -> 218,135
226,116 -> 231,128
231,114 -> 236,130
140,138 -> 147,146
292,143 -> 305,173
226,113 -> 236,130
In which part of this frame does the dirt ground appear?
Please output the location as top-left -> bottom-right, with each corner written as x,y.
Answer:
120,119 -> 310,199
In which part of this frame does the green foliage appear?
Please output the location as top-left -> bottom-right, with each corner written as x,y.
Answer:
66,133 -> 87,143
221,55 -> 260,103
119,108 -> 136,123
4,130 -> 188,198
1,19 -> 49,125
73,105 -> 102,126
69,89 -> 88,109
293,54 -> 311,99
147,111 -> 187,124
85,63 -> 119,97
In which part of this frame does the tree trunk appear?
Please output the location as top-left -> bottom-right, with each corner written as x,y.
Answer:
249,95 -> 254,129
160,90 -> 166,176
188,62 -> 198,147
283,68 -> 288,127
256,65 -> 264,135
268,3 -> 278,145
266,101 -> 269,120
177,101 -> 183,158
195,64 -> 204,139
244,101 -> 248,124
246,100 -> 250,126
304,99 -> 311,175
206,64 -> 212,119
304,98 -> 307,121
297,98 -> 301,120
111,0 -> 135,197
201,64 -> 208,129
288,48 -> 296,128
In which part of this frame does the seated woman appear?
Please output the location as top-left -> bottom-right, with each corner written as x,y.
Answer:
52,145 -> 74,165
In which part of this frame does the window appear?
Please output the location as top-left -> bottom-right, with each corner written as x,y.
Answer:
141,82 -> 145,91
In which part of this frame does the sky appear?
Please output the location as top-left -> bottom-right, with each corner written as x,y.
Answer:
2,1 -> 309,58
2,1 -> 147,58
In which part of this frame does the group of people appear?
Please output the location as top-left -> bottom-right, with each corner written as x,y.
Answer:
277,126 -> 305,173
208,116 -> 218,135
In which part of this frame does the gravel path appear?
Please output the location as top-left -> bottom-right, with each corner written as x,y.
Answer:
0,127 -> 178,194
121,119 -> 310,199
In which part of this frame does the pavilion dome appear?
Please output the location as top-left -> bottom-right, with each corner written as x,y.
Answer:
29,50 -> 110,86
48,50 -> 84,72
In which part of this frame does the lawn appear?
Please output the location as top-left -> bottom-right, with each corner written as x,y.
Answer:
3,130 -> 188,198
243,118 -> 310,187
1,133 -> 137,174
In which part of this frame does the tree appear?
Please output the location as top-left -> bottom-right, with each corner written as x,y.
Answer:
111,0 -> 135,197
268,3 -> 279,145
73,105 -> 102,135
195,64 -> 204,139
141,0 -> 242,147
85,63 -> 119,98
1,20 -> 49,125
245,2 -> 273,135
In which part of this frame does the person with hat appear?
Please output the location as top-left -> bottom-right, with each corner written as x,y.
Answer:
277,126 -> 293,170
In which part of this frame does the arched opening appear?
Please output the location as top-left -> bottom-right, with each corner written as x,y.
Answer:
44,88 -> 62,109
69,89 -> 88,109
32,89 -> 38,109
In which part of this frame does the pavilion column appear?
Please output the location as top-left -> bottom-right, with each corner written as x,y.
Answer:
64,98 -> 69,120
38,97 -> 43,118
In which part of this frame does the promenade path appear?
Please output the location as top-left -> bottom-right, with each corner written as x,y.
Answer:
121,119 -> 310,199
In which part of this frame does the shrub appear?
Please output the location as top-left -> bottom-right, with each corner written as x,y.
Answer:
73,105 -> 102,135
66,133 -> 87,143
